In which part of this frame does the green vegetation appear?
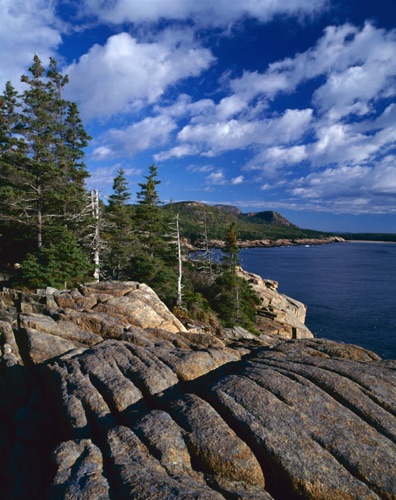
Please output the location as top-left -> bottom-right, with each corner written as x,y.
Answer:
0,55 -> 325,333
102,168 -> 136,280
162,201 -> 331,242
8,55 -> 387,334
209,223 -> 259,329
0,55 -> 92,285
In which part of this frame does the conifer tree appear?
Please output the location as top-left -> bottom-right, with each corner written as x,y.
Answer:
128,164 -> 178,305
0,55 -> 92,285
135,163 -> 163,245
103,169 -> 135,279
208,223 -> 258,329
222,222 -> 239,274
0,56 -> 91,252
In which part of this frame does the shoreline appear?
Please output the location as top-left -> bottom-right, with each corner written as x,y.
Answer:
346,240 -> 396,244
194,236 -> 346,250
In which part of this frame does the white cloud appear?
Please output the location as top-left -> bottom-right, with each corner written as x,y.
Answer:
0,0 -> 62,91
229,22 -> 396,118
206,170 -> 227,185
370,157 -> 396,195
231,175 -> 244,185
154,94 -> 215,120
186,164 -> 214,173
87,164 -> 142,192
289,157 -> 396,214
154,145 -> 200,162
65,29 -> 215,119
310,122 -> 396,167
175,108 -> 312,155
80,0 -> 327,27
91,146 -> 113,161
245,145 -> 308,176
266,145 -> 307,164
98,115 -> 177,158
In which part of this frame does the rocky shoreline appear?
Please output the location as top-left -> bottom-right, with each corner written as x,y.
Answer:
197,236 -> 345,249
0,278 -> 395,499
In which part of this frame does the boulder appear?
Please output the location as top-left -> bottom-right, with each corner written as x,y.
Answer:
238,268 -> 314,339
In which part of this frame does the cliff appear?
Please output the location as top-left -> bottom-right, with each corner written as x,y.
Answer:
0,281 -> 395,499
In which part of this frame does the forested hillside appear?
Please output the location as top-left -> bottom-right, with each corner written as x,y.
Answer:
0,57 -> 260,331
162,201 -> 331,242
1,55 -> 364,334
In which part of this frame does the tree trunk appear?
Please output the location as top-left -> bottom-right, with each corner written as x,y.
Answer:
37,183 -> 42,249
176,213 -> 183,307
91,190 -> 100,282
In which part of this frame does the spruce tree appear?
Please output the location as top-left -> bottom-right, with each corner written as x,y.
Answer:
135,164 -> 163,243
103,169 -> 135,280
129,164 -> 178,305
0,81 -> 32,262
209,223 -> 259,330
0,55 -> 92,285
0,56 -> 91,250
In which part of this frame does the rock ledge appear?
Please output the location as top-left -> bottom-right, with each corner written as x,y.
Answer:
0,281 -> 394,499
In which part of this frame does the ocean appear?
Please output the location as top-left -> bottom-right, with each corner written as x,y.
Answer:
238,242 -> 396,360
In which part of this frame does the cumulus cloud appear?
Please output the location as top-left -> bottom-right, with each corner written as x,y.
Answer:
97,115 -> 177,158
174,108 -> 313,156
186,164 -> 214,174
155,145 -> 200,162
91,146 -> 114,161
231,175 -> 244,185
0,0 -> 62,90
229,22 -> 396,116
206,170 -> 227,185
289,157 -> 396,214
80,0 -> 327,26
154,94 -> 215,120
87,164 -> 142,191
65,29 -> 215,119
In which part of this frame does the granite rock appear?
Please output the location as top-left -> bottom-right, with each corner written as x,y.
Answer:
0,282 -> 394,499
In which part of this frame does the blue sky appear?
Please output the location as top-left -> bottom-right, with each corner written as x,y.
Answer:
1,0 -> 396,232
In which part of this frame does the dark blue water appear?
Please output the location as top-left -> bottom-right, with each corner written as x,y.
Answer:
238,242 -> 396,360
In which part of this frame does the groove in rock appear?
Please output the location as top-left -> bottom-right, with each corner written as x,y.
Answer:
257,361 -> 396,444
180,371 -> 299,499
256,356 -> 396,418
310,434 -> 379,497
199,390 -> 299,499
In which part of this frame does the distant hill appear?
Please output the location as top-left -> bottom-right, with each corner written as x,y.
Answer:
162,201 -> 331,242
240,210 -> 297,227
213,204 -> 242,216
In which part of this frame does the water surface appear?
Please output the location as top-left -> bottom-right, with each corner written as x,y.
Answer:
238,242 -> 396,359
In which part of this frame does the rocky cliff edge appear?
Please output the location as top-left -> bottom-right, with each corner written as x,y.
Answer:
0,280 -> 395,499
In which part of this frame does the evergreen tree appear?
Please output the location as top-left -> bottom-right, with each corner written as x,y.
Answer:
0,81 -> 33,262
208,223 -> 259,330
108,168 -> 131,207
128,164 -> 178,305
222,222 -> 239,273
0,55 -> 91,268
135,163 -> 163,245
103,169 -> 135,280
0,55 -> 89,254
16,230 -> 93,290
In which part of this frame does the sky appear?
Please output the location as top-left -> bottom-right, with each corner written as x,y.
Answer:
1,0 -> 396,232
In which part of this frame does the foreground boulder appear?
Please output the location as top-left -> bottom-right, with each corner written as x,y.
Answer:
0,282 -> 395,499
